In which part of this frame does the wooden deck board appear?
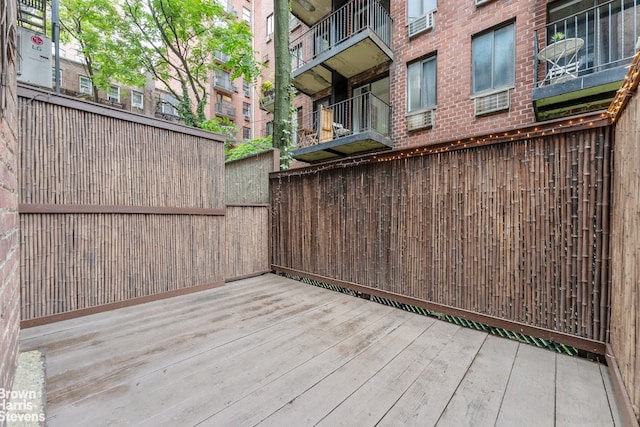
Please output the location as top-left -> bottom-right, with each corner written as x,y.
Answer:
20,274 -> 623,426
556,353 -> 616,426
495,342 -> 556,427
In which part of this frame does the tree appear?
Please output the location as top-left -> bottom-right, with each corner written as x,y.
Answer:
59,0 -> 147,101
273,0 -> 292,167
121,0 -> 259,127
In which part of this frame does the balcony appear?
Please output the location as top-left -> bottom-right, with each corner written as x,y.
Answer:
290,0 -> 393,96
292,93 -> 393,163
215,101 -> 235,119
260,92 -> 275,113
532,0 -> 639,120
213,74 -> 235,94
291,0 -> 333,27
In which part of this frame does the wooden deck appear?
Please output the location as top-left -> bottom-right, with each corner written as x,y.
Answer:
21,274 -> 623,426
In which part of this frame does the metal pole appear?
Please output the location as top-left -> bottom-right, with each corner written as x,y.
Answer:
52,0 -> 61,93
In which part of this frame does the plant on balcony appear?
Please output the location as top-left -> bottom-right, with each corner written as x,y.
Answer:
551,32 -> 565,43
259,81 -> 275,109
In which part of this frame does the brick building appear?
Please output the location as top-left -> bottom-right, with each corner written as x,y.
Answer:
0,0 -> 20,405
287,0 -> 638,163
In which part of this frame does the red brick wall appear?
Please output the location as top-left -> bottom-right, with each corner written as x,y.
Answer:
389,0 -> 540,148
0,3 -> 20,403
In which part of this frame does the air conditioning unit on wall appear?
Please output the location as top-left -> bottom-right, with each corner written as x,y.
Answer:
408,11 -> 434,38
474,90 -> 510,116
407,109 -> 435,131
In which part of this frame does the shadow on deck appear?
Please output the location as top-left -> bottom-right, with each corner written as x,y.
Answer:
20,274 -> 623,426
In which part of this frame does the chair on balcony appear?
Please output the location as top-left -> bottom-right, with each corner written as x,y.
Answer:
537,38 -> 584,85
319,106 -> 334,142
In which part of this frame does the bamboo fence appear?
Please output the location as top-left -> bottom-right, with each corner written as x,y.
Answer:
610,87 -> 640,420
271,126 -> 611,342
225,150 -> 279,204
18,87 -> 226,321
225,205 -> 271,280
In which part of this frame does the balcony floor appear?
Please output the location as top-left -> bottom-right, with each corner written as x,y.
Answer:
21,274 -> 623,426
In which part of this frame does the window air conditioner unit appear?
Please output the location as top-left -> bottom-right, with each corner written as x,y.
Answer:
408,11 -> 434,38
475,0 -> 494,6
474,90 -> 510,116
407,109 -> 434,131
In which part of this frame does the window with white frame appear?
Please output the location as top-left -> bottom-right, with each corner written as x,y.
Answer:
51,68 -> 61,87
79,76 -> 92,94
131,90 -> 144,109
243,102 -> 250,120
107,86 -> 120,103
266,14 -> 273,40
408,0 -> 438,24
242,7 -> 250,24
472,22 -> 515,94
243,80 -> 250,97
407,55 -> 437,113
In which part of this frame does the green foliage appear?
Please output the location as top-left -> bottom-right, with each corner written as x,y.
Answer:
120,0 -> 260,126
59,0 -> 147,99
199,116 -> 238,142
225,136 -> 273,162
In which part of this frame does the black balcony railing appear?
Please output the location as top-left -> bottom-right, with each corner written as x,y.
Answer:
297,93 -> 390,148
290,0 -> 391,72
534,0 -> 639,86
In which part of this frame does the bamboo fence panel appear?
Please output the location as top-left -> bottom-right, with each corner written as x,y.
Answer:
610,88 -> 640,420
225,150 -> 279,204
17,91 -> 225,321
225,205 -> 270,280
271,127 -> 611,342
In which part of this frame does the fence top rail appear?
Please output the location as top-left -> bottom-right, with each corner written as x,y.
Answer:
271,110 -> 611,178
17,85 -> 225,143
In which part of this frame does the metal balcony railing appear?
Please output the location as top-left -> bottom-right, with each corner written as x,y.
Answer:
215,102 -> 235,119
213,75 -> 234,93
290,0 -> 392,72
534,0 -> 639,86
296,93 -> 390,148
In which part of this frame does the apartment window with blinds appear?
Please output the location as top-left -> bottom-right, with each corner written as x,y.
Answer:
472,22 -> 515,94
407,55 -> 437,112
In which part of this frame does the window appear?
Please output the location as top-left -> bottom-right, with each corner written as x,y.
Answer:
107,86 -> 120,103
131,90 -> 144,109
214,69 -> 233,91
79,76 -> 92,94
407,56 -> 437,112
243,102 -> 251,120
408,0 -> 438,23
266,14 -> 273,40
243,80 -> 250,97
159,94 -> 179,116
472,22 -> 515,94
242,126 -> 251,140
51,68 -> 61,87
266,121 -> 273,137
289,14 -> 301,31
242,7 -> 250,24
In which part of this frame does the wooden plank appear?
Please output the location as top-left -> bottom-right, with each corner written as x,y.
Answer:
376,327 -> 487,426
495,343 -> 556,427
599,363 -> 625,427
315,320 -> 461,427
555,353 -> 615,426
256,314 -> 434,426
46,293 -> 402,425
436,335 -> 519,427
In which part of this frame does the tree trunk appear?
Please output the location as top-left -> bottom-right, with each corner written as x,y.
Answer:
273,0 -> 292,168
